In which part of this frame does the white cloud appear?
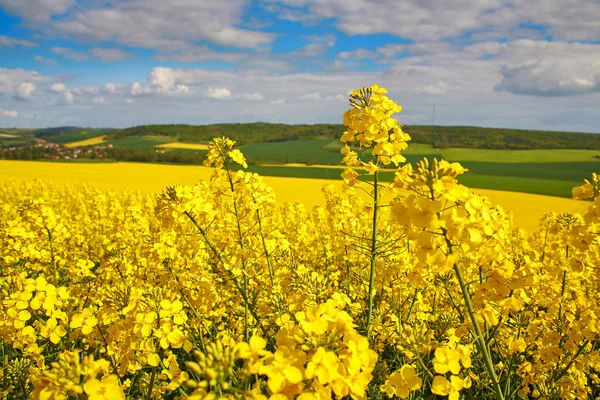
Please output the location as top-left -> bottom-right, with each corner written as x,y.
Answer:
338,49 -> 377,60
14,82 -> 37,100
71,86 -> 100,96
0,109 -> 18,118
130,82 -> 156,97
160,45 -> 245,63
51,0 -> 274,52
324,93 -> 345,101
300,91 -> 321,100
0,0 -> 74,23
490,40 -> 600,97
104,83 -> 124,94
0,35 -> 36,48
421,82 -> 448,95
337,44 -> 405,61
290,35 -> 337,56
92,96 -> 106,104
51,47 -> 90,61
268,0 -> 600,41
206,87 -> 232,99
269,98 -> 285,105
34,55 -> 58,66
63,91 -> 74,105
238,92 -> 264,100
49,83 -> 66,93
0,68 -> 53,97
173,85 -> 191,95
148,67 -> 179,91
90,48 -> 134,62
124,67 -> 237,98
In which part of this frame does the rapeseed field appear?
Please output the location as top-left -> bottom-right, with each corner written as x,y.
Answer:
1,85 -> 599,399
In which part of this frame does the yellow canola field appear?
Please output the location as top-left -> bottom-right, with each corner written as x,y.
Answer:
155,142 -> 210,150
0,160 -> 588,231
64,135 -> 107,147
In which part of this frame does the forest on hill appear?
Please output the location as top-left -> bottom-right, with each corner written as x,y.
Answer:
2,123 -> 599,150
106,123 -> 600,150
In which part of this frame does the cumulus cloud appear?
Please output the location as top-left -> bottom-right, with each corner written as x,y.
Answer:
123,66 -> 236,98
92,96 -> 106,104
421,82 -> 449,95
130,82 -> 156,97
0,109 -> 18,118
51,47 -> 90,61
0,68 -> 53,97
160,45 -> 245,63
206,87 -> 232,99
290,35 -> 337,57
71,87 -> 100,96
238,92 -> 264,100
63,91 -> 74,105
14,82 -> 37,100
268,0 -> 600,42
0,35 -> 36,48
49,83 -> 66,93
0,0 -> 74,23
104,83 -> 124,94
324,93 -> 345,101
269,98 -> 285,105
51,0 -> 274,52
489,40 -> 600,97
34,55 -> 58,66
299,92 -> 322,100
90,48 -> 135,62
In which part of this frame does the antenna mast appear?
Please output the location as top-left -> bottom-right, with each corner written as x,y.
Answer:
432,100 -> 436,134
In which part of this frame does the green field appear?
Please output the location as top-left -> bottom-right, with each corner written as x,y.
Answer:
102,136 -> 173,150
235,138 -> 598,198
241,165 -> 581,198
44,129 -> 110,145
0,128 -> 38,147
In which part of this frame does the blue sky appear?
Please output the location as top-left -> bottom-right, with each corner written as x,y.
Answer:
0,0 -> 599,131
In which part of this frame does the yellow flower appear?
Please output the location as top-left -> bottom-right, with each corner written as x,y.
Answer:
383,364 -> 422,399
433,347 -> 462,375
431,375 -> 468,400
41,317 -> 67,344
83,375 -> 125,400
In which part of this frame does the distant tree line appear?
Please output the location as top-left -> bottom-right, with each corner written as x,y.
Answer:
0,144 -> 208,165
108,123 -> 342,145
104,123 -> 600,150
105,147 -> 207,164
6,123 -> 600,150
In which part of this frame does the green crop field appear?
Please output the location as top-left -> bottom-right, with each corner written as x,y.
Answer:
242,165 -> 581,198
233,138 -> 599,198
102,136 -> 173,150
44,129 -> 110,145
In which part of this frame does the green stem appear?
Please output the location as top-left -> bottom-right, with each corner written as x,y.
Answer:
224,167 -> 250,342
2,341 -> 8,400
452,261 -> 504,400
366,170 -> 379,340
183,211 -> 267,338
256,209 -> 274,288
553,340 -> 590,382
558,269 -> 567,324
45,227 -> 57,285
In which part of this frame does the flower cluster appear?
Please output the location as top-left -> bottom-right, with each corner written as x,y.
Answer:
340,84 -> 411,185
